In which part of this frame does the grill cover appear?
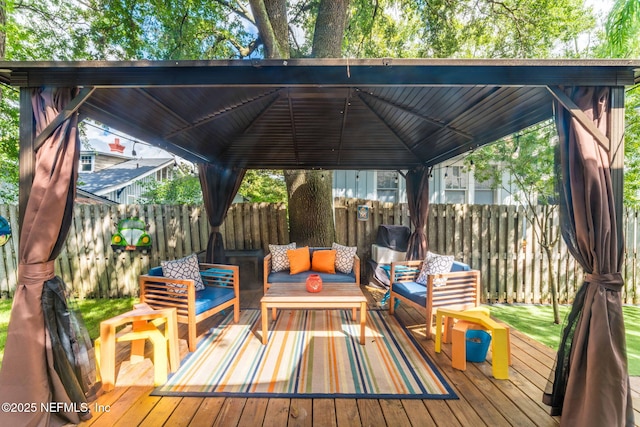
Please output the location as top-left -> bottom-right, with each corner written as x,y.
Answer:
375,225 -> 411,251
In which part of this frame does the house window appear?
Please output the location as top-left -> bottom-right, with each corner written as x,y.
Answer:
80,155 -> 93,172
475,175 -> 496,204
444,166 -> 467,204
377,171 -> 398,203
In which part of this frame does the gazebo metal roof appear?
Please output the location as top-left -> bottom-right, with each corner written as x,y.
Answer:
1,58 -> 638,170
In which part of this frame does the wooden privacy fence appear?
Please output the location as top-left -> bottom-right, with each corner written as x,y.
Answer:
0,199 -> 638,303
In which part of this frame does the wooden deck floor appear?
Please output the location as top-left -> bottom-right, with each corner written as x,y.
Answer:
80,286 -> 640,427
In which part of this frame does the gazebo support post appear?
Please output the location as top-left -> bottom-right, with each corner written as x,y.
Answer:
609,86 -> 625,241
18,87 -> 35,230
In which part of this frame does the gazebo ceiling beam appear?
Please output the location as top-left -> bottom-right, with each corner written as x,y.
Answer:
164,88 -> 283,140
357,92 -> 421,161
336,91 -> 352,165
411,86 -> 503,152
287,91 -> 300,165
239,90 -> 284,137
357,89 -> 474,141
136,88 -> 192,128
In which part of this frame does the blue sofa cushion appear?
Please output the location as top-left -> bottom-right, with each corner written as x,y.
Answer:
194,286 -> 235,315
392,281 -> 427,307
268,270 -> 356,284
451,261 -> 471,272
148,266 -> 164,276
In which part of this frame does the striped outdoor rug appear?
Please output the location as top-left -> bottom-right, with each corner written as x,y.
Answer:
153,309 -> 457,399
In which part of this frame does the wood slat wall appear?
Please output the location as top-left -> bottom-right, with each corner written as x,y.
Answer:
0,200 -> 638,303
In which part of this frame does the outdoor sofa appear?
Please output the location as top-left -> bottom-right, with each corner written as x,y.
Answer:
263,245 -> 360,294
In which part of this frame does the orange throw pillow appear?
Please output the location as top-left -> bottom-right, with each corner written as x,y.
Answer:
287,246 -> 311,274
312,250 -> 336,274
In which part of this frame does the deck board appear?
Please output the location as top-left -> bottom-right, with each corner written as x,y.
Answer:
79,286 -> 638,427
161,397 -> 203,426
238,398 -> 269,426
189,397 -> 225,427
263,398 -> 291,427
334,398 -> 361,427
312,399 -> 337,427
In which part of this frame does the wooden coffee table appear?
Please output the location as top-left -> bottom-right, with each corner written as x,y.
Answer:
260,283 -> 368,345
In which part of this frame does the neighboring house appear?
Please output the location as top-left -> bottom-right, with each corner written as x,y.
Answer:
429,155 -> 522,205
333,155 -> 521,205
78,138 -> 175,204
333,170 -> 408,203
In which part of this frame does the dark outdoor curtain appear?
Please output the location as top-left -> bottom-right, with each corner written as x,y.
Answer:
0,88 -> 95,426
405,166 -> 430,261
198,162 -> 246,263
543,86 -> 634,426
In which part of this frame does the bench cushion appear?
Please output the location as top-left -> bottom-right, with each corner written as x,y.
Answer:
392,281 -> 427,307
194,286 -> 235,315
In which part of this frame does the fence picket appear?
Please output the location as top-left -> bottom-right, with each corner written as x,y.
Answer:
1,200 -> 639,303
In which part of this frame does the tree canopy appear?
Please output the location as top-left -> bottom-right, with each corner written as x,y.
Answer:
0,0 -> 637,206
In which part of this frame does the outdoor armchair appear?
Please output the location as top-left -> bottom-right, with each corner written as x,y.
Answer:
139,262 -> 240,352
388,259 -> 480,338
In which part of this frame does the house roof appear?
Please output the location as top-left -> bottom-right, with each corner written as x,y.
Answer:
76,188 -> 117,205
78,158 -> 173,195
2,59 -> 639,170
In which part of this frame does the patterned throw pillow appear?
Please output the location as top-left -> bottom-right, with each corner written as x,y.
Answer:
161,253 -> 205,292
416,252 -> 454,286
332,242 -> 357,274
269,243 -> 297,272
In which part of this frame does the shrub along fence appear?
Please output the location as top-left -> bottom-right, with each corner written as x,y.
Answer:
0,199 -> 638,303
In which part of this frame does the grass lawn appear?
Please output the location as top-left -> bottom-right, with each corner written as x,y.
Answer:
0,299 -> 637,376
0,297 -> 138,368
490,304 -> 640,376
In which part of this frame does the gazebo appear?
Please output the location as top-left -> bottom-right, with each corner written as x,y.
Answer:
0,58 -> 638,426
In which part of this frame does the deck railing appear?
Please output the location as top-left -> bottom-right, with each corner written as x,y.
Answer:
0,199 -> 638,303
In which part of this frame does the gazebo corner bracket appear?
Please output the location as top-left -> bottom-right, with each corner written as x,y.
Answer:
546,85 -> 610,153
33,86 -> 96,151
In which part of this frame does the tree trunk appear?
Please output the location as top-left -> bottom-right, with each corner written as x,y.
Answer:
284,170 -> 335,246
543,245 -> 561,324
0,2 -> 5,105
264,0 -> 288,53
249,0 -> 288,58
250,0 -> 348,246
312,0 -> 349,58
